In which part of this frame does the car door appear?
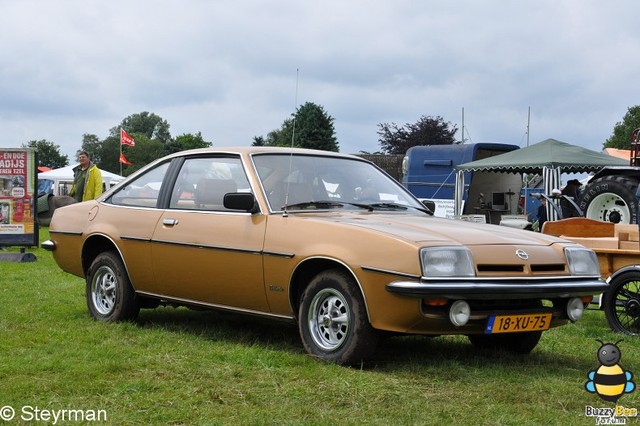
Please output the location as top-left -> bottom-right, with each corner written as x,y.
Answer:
149,155 -> 269,312
107,160 -> 172,295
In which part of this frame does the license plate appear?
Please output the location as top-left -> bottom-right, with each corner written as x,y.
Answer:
485,313 -> 552,334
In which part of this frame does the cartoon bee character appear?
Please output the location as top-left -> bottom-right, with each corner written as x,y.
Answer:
585,340 -> 635,403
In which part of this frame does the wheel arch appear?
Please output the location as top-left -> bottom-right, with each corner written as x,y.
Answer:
288,257 -> 369,320
590,167 -> 640,182
81,234 -> 125,278
607,264 -> 640,284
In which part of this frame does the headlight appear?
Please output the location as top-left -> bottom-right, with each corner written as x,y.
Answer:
420,246 -> 475,277
565,247 -> 600,276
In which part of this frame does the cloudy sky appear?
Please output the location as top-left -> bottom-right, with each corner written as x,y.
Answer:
2,1 -> 640,159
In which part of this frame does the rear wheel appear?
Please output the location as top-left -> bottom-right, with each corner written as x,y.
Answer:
603,271 -> 640,335
86,251 -> 140,322
579,175 -> 638,224
468,331 -> 542,354
298,269 -> 379,365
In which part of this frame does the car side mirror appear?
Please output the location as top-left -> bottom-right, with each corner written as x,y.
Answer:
422,200 -> 435,215
224,193 -> 259,213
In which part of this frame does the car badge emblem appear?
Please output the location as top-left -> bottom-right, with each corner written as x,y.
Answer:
515,249 -> 529,260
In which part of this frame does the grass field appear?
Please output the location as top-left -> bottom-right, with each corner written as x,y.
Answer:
1,228 -> 639,425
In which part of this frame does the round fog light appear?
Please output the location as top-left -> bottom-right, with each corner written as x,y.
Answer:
449,300 -> 471,326
567,297 -> 585,322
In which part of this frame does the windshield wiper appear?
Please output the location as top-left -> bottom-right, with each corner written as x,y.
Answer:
367,202 -> 433,215
283,200 -> 374,211
283,200 -> 432,214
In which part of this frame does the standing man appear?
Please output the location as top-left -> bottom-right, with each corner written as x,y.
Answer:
560,179 -> 582,218
70,151 -> 103,202
536,197 -> 548,232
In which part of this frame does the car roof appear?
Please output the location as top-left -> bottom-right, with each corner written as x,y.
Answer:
162,146 -> 362,161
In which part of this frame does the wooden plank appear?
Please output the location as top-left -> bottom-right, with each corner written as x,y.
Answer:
559,236 -> 619,250
541,217 -> 614,237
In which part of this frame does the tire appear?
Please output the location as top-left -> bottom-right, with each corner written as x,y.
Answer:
298,269 -> 379,365
86,251 -> 140,322
603,271 -> 640,336
467,331 -> 542,354
579,175 -> 638,224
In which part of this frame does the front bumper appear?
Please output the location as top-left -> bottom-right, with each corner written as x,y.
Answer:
41,239 -> 56,251
386,276 -> 607,300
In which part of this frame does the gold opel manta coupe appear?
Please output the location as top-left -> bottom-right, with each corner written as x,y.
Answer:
43,147 -> 607,365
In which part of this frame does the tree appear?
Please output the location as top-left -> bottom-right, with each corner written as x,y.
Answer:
120,135 -> 164,175
99,112 -> 174,175
78,133 -> 103,165
110,112 -> 172,144
97,134 -> 162,177
97,136 -> 120,174
22,139 -> 69,169
163,132 -> 212,155
294,102 -> 339,152
377,115 -> 458,155
254,102 -> 339,152
252,126 -> 291,147
604,105 -> 640,150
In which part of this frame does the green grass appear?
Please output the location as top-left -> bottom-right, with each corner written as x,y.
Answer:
1,228 -> 639,425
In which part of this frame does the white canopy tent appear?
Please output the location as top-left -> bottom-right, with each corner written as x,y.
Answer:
454,139 -> 628,222
38,165 -> 125,196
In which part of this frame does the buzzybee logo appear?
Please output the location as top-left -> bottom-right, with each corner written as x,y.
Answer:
583,340 -> 637,424
585,340 -> 635,403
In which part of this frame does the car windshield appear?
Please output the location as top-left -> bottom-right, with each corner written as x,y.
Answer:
252,154 -> 425,212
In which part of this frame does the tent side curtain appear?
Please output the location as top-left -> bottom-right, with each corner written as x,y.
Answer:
542,166 -> 561,221
455,169 -> 464,216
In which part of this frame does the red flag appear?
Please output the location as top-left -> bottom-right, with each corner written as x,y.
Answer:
120,129 -> 135,146
119,153 -> 132,165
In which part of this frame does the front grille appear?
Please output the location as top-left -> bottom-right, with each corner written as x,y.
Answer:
531,264 -> 566,273
477,264 -> 524,273
475,263 -> 567,275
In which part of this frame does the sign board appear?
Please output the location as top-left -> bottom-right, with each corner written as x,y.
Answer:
0,148 -> 38,247
420,198 -> 464,219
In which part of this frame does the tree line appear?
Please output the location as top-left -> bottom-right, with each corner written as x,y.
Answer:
23,103 -> 640,175
23,112 -> 212,175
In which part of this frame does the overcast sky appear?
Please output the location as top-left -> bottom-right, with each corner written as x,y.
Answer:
2,1 -> 640,160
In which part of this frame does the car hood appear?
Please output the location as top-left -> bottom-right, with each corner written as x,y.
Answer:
292,212 -> 562,246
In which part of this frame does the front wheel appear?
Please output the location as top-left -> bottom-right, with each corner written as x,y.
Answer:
603,271 -> 640,335
86,251 -> 140,322
298,269 -> 379,365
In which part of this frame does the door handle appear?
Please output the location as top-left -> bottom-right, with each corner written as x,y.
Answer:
163,218 -> 179,226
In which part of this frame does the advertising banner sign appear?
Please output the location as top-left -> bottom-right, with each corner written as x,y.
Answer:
0,148 -> 38,247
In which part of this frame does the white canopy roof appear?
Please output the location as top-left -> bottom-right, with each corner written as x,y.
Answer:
38,164 -> 124,184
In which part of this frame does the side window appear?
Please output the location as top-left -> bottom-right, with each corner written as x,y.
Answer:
169,157 -> 251,211
110,162 -> 170,208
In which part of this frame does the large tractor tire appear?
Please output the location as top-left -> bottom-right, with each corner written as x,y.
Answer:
579,175 -> 638,224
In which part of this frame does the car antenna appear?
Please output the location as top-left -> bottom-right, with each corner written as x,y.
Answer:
283,68 -> 299,218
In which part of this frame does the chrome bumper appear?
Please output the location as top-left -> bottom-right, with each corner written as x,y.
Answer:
386,276 -> 607,300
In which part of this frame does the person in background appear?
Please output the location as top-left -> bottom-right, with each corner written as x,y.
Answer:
536,197 -> 548,232
560,179 -> 582,218
70,151 -> 103,202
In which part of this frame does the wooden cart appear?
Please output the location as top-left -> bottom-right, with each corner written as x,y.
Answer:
542,217 -> 640,335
